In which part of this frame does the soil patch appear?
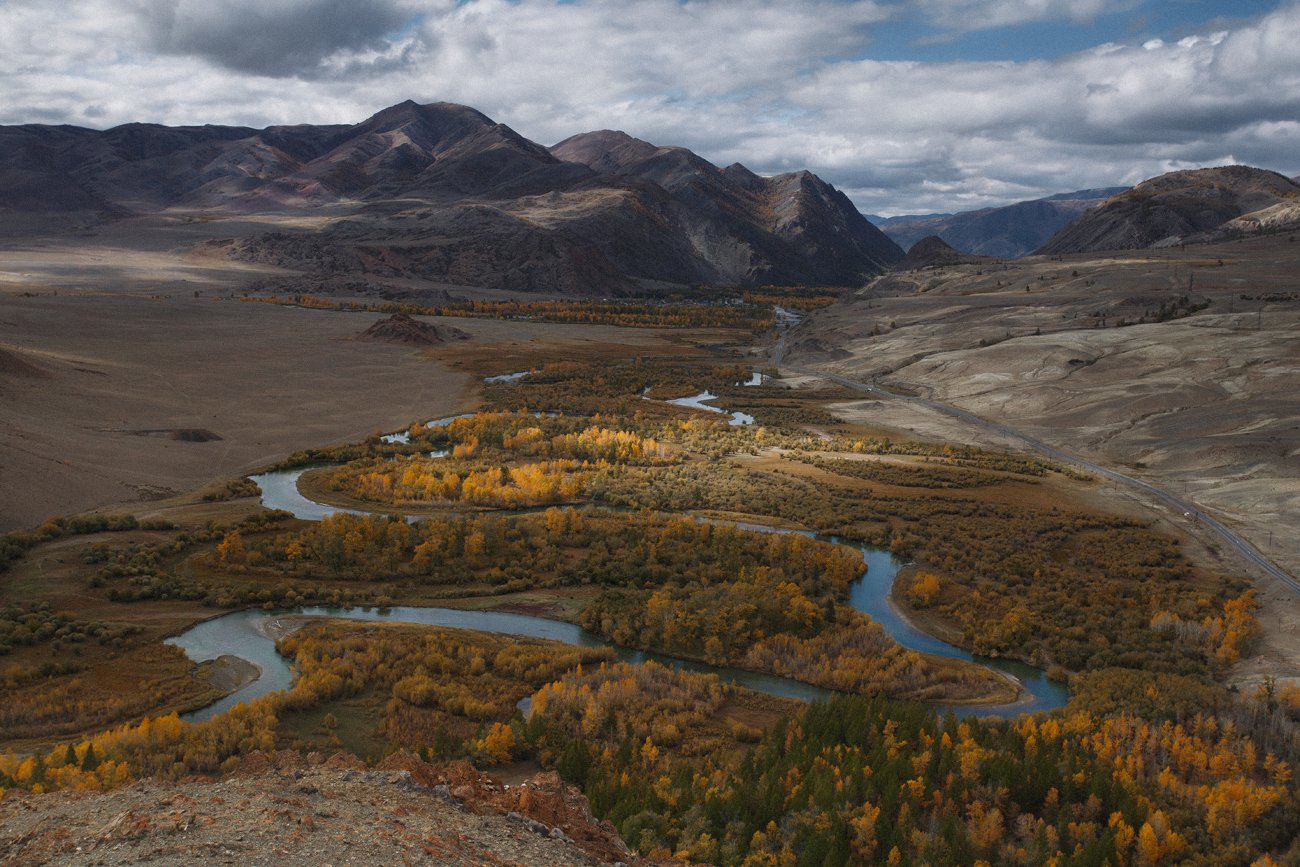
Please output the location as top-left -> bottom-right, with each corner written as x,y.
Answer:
113,428 -> 223,442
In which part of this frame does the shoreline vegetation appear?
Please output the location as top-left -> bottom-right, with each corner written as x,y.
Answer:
2,333 -> 1295,866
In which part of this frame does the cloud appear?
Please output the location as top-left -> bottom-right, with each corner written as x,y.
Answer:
0,0 -> 1297,214
760,2 -> 1300,211
910,0 -> 1139,31
135,0 -> 424,77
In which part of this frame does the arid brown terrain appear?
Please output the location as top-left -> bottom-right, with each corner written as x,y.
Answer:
0,751 -> 640,866
0,290 -> 472,533
0,219 -> 688,535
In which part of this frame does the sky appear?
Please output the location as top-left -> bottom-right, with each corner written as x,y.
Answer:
1,0 -> 1297,215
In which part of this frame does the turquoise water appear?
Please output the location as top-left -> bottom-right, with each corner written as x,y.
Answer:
170,605 -> 832,723
172,417 -> 1067,720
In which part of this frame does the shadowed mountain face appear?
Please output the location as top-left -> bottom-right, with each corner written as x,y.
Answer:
0,102 -> 903,293
551,130 -> 903,286
1036,166 -> 1300,254
871,188 -> 1124,258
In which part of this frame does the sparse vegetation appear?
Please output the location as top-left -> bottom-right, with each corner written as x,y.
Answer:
241,293 -> 777,331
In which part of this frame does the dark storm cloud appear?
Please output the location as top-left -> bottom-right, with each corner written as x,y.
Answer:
141,0 -> 419,77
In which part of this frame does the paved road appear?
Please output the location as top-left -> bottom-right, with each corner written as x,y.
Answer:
772,330 -> 1298,593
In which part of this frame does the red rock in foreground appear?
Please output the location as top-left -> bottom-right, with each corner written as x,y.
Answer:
0,750 -> 658,866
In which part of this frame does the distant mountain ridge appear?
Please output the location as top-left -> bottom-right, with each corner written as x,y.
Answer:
1037,166 -> 1300,254
542,128 -> 903,287
870,188 -> 1125,258
0,101 -> 903,293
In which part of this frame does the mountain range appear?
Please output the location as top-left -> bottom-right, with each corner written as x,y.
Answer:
870,188 -> 1125,258
877,166 -> 1300,261
0,101 -> 903,293
4,100 -> 1297,290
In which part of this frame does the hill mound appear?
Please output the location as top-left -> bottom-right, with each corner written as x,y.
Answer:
358,313 -> 468,345
0,346 -> 45,379
902,235 -> 966,268
1037,166 -> 1300,254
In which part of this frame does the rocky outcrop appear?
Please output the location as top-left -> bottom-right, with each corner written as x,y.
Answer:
0,750 -> 652,866
378,755 -> 637,865
358,313 -> 468,345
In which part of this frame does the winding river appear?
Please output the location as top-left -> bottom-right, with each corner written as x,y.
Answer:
169,414 -> 1068,722
665,391 -> 756,426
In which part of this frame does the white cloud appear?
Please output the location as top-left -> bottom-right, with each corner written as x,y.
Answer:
0,0 -> 1297,214
912,0 -> 1138,31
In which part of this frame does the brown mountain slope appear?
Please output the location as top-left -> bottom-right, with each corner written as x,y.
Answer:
1036,166 -> 1300,254
550,130 -> 903,285
0,102 -> 902,292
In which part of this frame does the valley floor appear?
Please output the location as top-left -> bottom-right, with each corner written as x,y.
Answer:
786,236 -> 1300,689
3,260 -> 1298,865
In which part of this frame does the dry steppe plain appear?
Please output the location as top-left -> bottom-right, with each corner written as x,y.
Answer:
0,215 -> 679,533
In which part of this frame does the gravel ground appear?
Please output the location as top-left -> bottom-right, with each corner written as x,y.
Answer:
0,756 -> 621,867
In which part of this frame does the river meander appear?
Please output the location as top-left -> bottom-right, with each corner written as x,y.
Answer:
169,412 -> 1068,722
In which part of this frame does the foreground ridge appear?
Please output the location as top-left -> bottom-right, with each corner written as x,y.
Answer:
0,749 -> 643,867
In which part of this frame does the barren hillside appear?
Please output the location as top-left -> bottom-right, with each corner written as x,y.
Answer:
1037,166 -> 1300,253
